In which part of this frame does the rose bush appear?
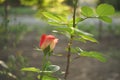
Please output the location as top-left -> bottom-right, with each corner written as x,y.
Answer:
21,2 -> 115,80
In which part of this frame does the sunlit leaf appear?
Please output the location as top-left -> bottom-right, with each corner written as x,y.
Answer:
74,28 -> 93,36
81,6 -> 94,17
96,4 -> 115,16
21,67 -> 40,73
55,26 -> 72,34
46,65 -> 60,72
42,12 -> 62,22
99,16 -> 112,23
71,47 -> 83,54
81,35 -> 98,43
56,15 -> 67,22
40,71 -> 53,73
80,51 -> 106,62
48,21 -> 66,26
42,12 -> 68,26
72,47 -> 106,62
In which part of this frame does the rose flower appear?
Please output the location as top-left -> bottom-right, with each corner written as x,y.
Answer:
40,34 -> 58,51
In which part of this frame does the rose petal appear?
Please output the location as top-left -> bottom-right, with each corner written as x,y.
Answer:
40,34 -> 58,50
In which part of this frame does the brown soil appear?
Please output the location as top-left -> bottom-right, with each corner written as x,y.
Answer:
1,31 -> 120,80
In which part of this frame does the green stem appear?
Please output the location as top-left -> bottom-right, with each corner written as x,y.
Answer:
40,55 -> 47,80
73,0 -> 78,28
64,0 -> 78,80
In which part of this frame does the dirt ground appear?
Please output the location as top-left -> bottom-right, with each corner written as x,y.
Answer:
1,30 -> 120,80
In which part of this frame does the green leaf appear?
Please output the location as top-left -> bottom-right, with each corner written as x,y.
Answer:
74,37 -> 87,43
74,28 -> 98,43
55,26 -> 73,34
81,35 -> 98,43
42,12 -> 67,25
74,28 -> 93,36
69,18 -> 84,26
80,51 -> 106,62
56,15 -> 67,22
81,6 -> 94,17
21,67 -> 40,73
96,4 -> 115,16
48,21 -> 65,26
42,12 -> 61,22
53,29 -> 71,38
75,18 -> 84,23
46,65 -> 60,72
37,75 -> 57,80
71,47 -> 83,54
99,16 -> 112,23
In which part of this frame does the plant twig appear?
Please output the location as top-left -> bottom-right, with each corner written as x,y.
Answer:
64,0 -> 78,80
64,36 -> 73,80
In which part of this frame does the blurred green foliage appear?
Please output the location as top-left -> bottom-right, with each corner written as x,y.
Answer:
107,25 -> 120,36
0,0 -> 120,11
0,0 -> 5,3
0,25 -> 7,48
78,24 -> 120,38
0,24 -> 29,49
0,1 -> 119,80
20,0 -> 71,17
99,0 -> 120,11
0,6 -> 36,15
0,54 -> 35,80
8,24 -> 28,45
0,0 -> 20,6
7,54 -> 35,80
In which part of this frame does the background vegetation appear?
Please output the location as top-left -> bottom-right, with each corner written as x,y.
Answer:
0,0 -> 120,80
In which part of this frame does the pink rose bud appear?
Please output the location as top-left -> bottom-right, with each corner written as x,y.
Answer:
40,34 -> 58,50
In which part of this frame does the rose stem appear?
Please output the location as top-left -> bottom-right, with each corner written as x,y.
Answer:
40,55 -> 47,80
64,0 -> 78,80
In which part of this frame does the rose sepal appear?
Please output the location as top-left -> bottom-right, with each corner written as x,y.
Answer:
43,45 -> 53,56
